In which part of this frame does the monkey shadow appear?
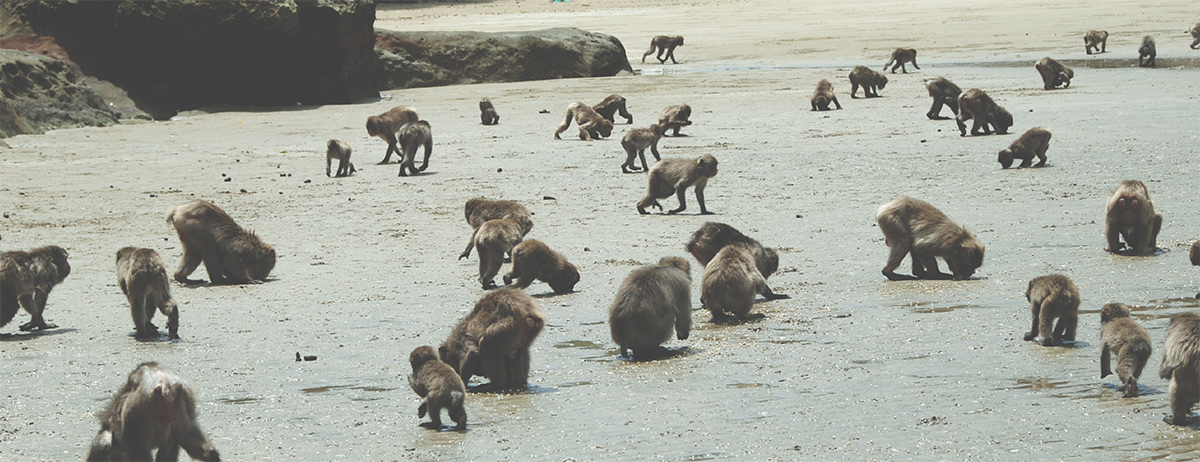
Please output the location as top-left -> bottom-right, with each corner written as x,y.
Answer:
128,333 -> 179,343
175,277 -> 278,288
1101,382 -> 1161,397
529,291 -> 573,299
707,313 -> 766,326
418,422 -> 467,433
1027,340 -> 1090,349
465,383 -> 557,395
615,346 -> 694,362
1109,247 -> 1168,257
0,327 -> 78,341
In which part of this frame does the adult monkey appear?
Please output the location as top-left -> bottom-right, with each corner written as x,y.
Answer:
642,35 -> 684,64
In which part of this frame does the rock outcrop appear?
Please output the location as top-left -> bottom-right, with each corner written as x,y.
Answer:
0,49 -> 117,138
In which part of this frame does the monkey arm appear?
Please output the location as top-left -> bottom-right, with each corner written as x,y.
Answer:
419,138 -> 432,171
1101,343 -> 1112,378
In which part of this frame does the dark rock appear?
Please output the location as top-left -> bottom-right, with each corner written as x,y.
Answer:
0,49 -> 117,138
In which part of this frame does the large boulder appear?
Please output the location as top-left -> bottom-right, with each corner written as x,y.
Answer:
0,49 -> 117,138
375,27 -> 633,89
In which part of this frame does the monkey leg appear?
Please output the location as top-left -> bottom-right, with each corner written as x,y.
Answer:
913,252 -> 952,280
176,424 -> 220,462
418,144 -> 432,172
1101,344 -> 1113,378
459,230 -> 479,260
666,49 -> 678,64
1034,146 -> 1048,167
425,391 -> 445,427
1018,153 -> 1034,168
17,291 -> 56,331
1104,225 -> 1125,253
618,106 -> 633,124
955,116 -> 969,137
174,245 -> 205,283
911,60 -> 919,70
1024,302 -> 1042,341
1038,310 -> 1061,346
1166,376 -> 1198,425
478,252 -> 501,290
0,287 -> 20,327
882,241 -> 917,281
831,96 -> 842,110
1123,377 -> 1140,398
1148,213 -> 1163,253
160,298 -> 180,340
326,157 -> 333,177
506,348 -> 531,388
850,82 -> 861,99
1056,312 -> 1078,341
130,291 -> 156,339
927,99 -> 948,120
448,402 -> 467,430
642,46 -> 655,63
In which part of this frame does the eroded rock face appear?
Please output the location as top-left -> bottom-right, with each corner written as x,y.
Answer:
0,49 -> 117,138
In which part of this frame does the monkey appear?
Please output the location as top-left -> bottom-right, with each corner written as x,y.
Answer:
1105,180 -> 1163,255
700,245 -> 789,322
1160,312 -> 1200,425
1100,303 -> 1152,398
1192,240 -> 1200,266
620,123 -> 665,173
479,98 -> 499,125
876,196 -> 985,281
457,198 -> 533,261
641,35 -> 684,64
553,102 -> 614,141
684,222 -> 780,280
167,199 -> 276,285
637,154 -> 718,215
810,79 -> 842,111
1084,30 -> 1108,54
608,257 -> 692,359
923,77 -> 961,120
998,127 -> 1052,168
325,139 -> 355,178
115,247 -> 179,340
657,104 -> 693,137
848,65 -> 888,98
503,239 -> 579,294
1139,36 -> 1157,67
474,215 -> 533,290
882,48 -> 920,74
396,120 -> 433,177
1035,57 -> 1073,90
408,345 -> 467,430
438,288 -> 545,391
593,94 -> 633,125
1191,23 -> 1200,50
0,245 -> 69,331
365,106 -> 419,164
955,88 -> 1013,137
1023,274 -> 1080,347
86,362 -> 220,462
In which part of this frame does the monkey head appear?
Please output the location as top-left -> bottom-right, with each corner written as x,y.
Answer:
246,241 -> 276,281
365,116 -> 381,137
992,109 -> 1013,135
547,263 -> 580,294
48,246 -> 71,282
409,345 -> 439,370
697,155 -> 718,177
1101,303 -> 1131,323
877,74 -> 889,90
946,233 -> 984,280
758,248 -> 780,279
998,149 -> 1015,169
659,257 -> 691,275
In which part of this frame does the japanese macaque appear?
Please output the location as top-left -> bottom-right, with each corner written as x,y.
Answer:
1035,57 -> 1073,90
1191,23 -> 1200,49
366,106 -> 419,164
876,196 -> 985,281
657,104 -> 693,136
167,199 -> 276,285
1023,274 -> 1080,347
924,77 -> 961,120
1139,36 -> 1157,67
700,246 -> 789,322
396,120 -> 433,177
474,215 -> 534,290
86,362 -> 220,462
1104,180 -> 1162,255
998,127 -> 1052,168
503,239 -> 579,294
439,288 -> 545,390
848,65 -> 888,98
955,88 -> 1012,136
479,98 -> 499,125
1084,30 -> 1109,54
325,139 -> 355,177
0,245 -> 70,331
620,123 -> 665,173
641,35 -> 684,64
458,198 -> 533,261
810,79 -> 842,111
684,222 -> 780,280
408,345 -> 467,430
1100,303 -> 1152,398
883,48 -> 920,73
637,154 -> 718,215
593,94 -> 633,125
554,102 -> 613,141
608,257 -> 692,359
1160,312 -> 1200,425
115,247 -> 179,340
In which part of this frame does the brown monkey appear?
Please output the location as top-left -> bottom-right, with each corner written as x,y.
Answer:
1160,312 -> 1200,425
955,88 -> 1012,137
923,77 -> 961,120
554,102 -> 614,141
637,154 -> 718,215
700,246 -> 789,322
657,104 -> 693,136
810,79 -> 842,111
1023,274 -> 1080,347
167,199 -> 276,285
883,48 -> 920,73
998,127 -> 1052,168
1084,30 -> 1108,54
876,196 -> 985,281
1139,36 -> 1157,67
503,240 -> 579,294
1191,23 -> 1200,50
848,65 -> 888,98
365,106 -> 419,164
593,94 -> 633,125
458,198 -> 533,261
474,215 -> 533,290
396,120 -> 432,177
684,222 -> 780,280
608,257 -> 692,359
438,288 -> 545,390
408,345 -> 467,430
642,35 -> 684,64
1035,57 -> 1073,90
479,98 -> 499,125
115,247 -> 179,340
620,123 -> 665,173
1191,240 -> 1200,266
325,139 -> 355,178
1100,303 -> 1152,398
0,245 -> 70,331
86,362 -> 220,462
1105,180 -> 1163,255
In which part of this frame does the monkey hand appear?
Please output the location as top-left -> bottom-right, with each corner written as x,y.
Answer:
458,251 -> 471,260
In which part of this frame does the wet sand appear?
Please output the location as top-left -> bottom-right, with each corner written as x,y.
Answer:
2,0 -> 1200,459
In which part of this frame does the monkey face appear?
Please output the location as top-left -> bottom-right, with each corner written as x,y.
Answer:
998,150 -> 1015,169
949,244 -> 984,280
993,111 -> 1013,134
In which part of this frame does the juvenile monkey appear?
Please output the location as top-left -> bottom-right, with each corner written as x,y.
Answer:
365,106 -> 419,164
700,246 -> 788,322
658,104 -> 693,136
955,88 -> 1012,137
608,257 -> 692,359
1023,274 -> 1080,347
593,94 -> 633,125
474,215 -> 533,290
0,245 -> 70,331
503,239 -> 580,294
1100,303 -> 1152,398
554,102 -> 613,141
1160,312 -> 1200,425
479,98 -> 499,125
1105,180 -> 1162,255
1084,30 -> 1108,54
458,198 -> 533,261
408,345 -> 467,430
998,127 -> 1052,168
637,154 -> 718,215
167,199 -> 275,285
848,65 -> 888,98
439,288 -> 546,390
396,120 -> 432,177
685,222 -> 780,280
1035,57 -> 1073,90
876,196 -> 984,281
1191,23 -> 1200,49
115,247 -> 179,340
923,77 -> 961,120
620,123 -> 665,173
810,79 -> 842,111
325,139 -> 356,177
883,48 -> 920,73
1139,36 -> 1157,67
642,35 -> 684,64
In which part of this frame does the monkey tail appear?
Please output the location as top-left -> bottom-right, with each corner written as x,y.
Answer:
450,389 -> 465,408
